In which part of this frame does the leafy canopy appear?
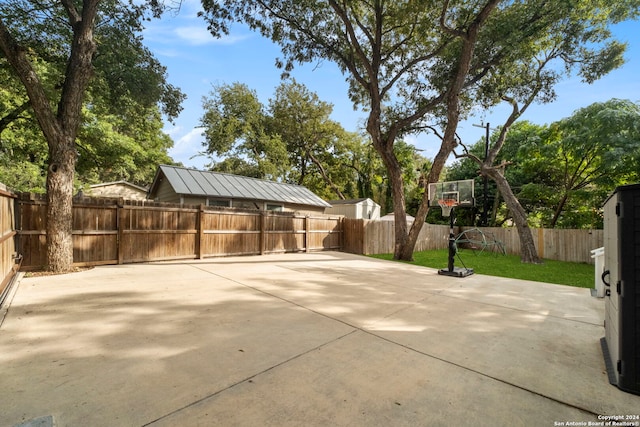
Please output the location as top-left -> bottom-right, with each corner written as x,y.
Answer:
0,0 -> 185,192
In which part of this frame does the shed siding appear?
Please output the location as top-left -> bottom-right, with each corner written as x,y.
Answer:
362,199 -> 380,220
155,180 -> 180,204
325,204 -> 357,218
325,198 -> 380,219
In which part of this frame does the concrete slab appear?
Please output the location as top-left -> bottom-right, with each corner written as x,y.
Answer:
1,260 -> 354,426
151,332 -> 591,427
1,252 -> 638,427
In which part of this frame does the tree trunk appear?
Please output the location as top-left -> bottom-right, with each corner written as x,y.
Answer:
490,190 -> 501,226
485,167 -> 541,264
0,3 -> 99,272
395,1 -> 500,261
399,138 -> 457,261
46,136 -> 76,271
376,148 -> 408,260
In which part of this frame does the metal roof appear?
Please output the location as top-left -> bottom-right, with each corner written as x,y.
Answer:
152,165 -> 331,208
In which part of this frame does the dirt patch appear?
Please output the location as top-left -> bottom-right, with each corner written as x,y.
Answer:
24,266 -> 94,278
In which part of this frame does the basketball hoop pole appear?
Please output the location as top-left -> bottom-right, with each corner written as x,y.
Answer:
447,207 -> 456,272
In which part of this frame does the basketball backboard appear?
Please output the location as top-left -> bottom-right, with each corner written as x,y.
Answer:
428,179 -> 475,208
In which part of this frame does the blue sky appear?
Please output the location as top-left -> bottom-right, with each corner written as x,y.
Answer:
143,1 -> 640,170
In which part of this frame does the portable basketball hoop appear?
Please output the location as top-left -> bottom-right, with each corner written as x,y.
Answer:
438,198 -> 457,217
428,179 -> 476,278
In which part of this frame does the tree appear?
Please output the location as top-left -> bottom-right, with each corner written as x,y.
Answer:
451,1 -> 637,261
269,79 -> 351,199
450,121 -> 565,228
75,103 -> 175,186
0,1 -> 101,272
0,64 -> 48,191
451,100 -> 640,230
1,60 -> 177,192
200,0 -> 637,262
0,0 -> 181,271
201,80 -> 365,200
519,99 -> 640,228
199,0 -> 495,260
544,100 -> 640,227
200,82 -> 290,180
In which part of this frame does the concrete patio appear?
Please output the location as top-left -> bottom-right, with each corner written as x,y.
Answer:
1,251 -> 638,426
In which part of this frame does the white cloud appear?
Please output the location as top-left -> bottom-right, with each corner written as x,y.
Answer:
163,124 -> 183,138
171,127 -> 205,153
174,26 -> 251,46
177,126 -> 205,146
167,126 -> 209,169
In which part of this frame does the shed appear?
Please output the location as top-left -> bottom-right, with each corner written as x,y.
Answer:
325,198 -> 381,220
87,181 -> 148,200
148,165 -> 331,214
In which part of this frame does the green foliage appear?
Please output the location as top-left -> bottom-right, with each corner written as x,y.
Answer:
0,63 -> 47,192
0,0 -> 183,192
201,0 -> 637,130
76,103 -> 174,186
269,79 -> 353,197
0,64 -> 176,191
199,79 -> 433,206
370,250 -> 595,288
200,82 -> 291,180
535,99 -> 640,227
447,99 -> 640,229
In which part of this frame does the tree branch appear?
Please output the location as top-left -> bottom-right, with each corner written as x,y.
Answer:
0,101 -> 31,133
60,0 -> 82,26
0,18 -> 62,142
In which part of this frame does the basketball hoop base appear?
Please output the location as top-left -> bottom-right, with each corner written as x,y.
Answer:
438,267 -> 474,278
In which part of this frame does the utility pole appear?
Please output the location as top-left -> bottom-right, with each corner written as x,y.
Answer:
473,122 -> 491,227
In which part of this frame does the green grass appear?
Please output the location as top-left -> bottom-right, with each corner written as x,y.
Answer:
369,249 -> 595,288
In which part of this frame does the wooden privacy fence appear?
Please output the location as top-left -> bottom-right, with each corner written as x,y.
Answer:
17,194 -> 343,270
343,219 -> 604,264
12,192 -> 605,270
343,219 -> 452,255
1,184 -> 19,303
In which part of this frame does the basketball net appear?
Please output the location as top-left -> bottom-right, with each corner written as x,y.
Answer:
438,199 -> 457,217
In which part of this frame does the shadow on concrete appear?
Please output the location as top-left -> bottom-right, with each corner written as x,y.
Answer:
2,252 -> 638,426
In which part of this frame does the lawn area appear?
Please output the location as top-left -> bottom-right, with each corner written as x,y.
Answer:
370,249 -> 595,288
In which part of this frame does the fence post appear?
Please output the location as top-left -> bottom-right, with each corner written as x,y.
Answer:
13,190 -> 21,261
304,216 -> 310,253
197,204 -> 204,259
358,218 -> 365,254
260,211 -> 267,255
117,198 -> 124,264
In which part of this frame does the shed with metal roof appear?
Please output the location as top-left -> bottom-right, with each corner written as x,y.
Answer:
148,165 -> 331,213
